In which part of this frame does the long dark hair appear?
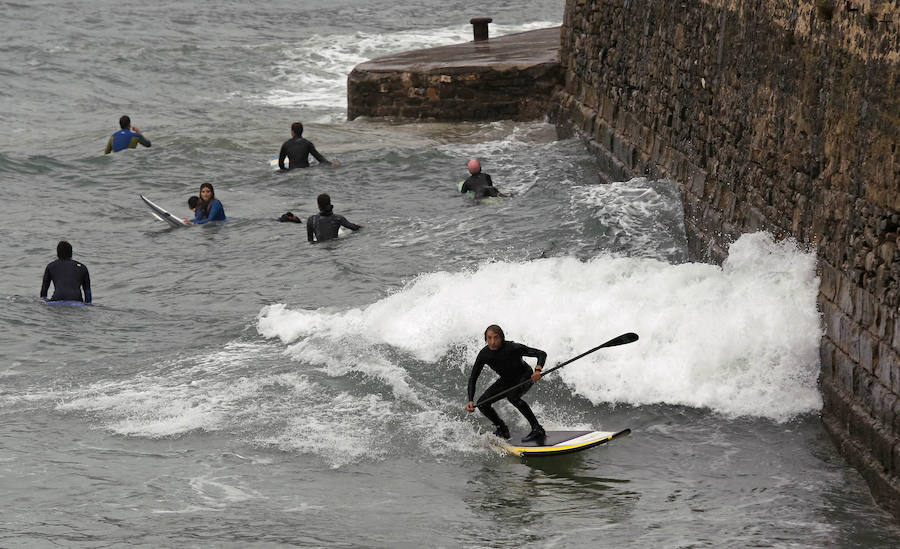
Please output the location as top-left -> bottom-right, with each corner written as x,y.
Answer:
199,183 -> 216,215
484,324 -> 505,342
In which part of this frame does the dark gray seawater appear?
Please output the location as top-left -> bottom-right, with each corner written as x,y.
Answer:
1,0 -> 898,547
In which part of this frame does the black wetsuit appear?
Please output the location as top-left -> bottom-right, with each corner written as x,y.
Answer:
306,207 -> 361,242
460,172 -> 500,199
279,136 -> 328,170
40,258 -> 91,303
467,341 -> 546,430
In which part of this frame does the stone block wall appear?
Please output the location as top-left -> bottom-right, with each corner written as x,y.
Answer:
348,28 -> 562,122
348,64 -> 559,121
550,0 -> 899,517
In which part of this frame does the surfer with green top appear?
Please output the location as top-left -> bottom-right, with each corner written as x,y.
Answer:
465,324 -> 547,442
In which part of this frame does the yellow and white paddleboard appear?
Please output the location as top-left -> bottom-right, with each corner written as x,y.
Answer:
496,429 -> 631,457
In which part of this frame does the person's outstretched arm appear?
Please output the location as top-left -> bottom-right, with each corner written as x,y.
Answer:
517,343 -> 547,367
465,350 -> 487,411
81,266 -> 92,304
309,143 -> 329,165
40,266 -> 52,299
338,216 -> 361,232
278,143 -> 288,171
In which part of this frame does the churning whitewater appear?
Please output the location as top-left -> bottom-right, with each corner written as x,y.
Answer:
259,232 -> 822,423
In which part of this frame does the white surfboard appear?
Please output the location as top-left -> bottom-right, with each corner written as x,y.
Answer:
311,226 -> 353,242
494,428 -> 631,457
139,194 -> 189,228
270,156 -> 288,170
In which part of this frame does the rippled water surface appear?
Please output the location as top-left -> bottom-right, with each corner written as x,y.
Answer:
1,0 -> 898,547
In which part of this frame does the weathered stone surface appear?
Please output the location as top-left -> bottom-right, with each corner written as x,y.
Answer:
835,345 -> 856,395
551,0 -> 899,520
860,329 -> 878,375
875,341 -> 893,388
820,337 -> 836,379
820,261 -> 838,301
347,28 -> 562,121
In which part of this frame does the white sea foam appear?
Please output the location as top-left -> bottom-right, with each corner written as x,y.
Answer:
54,342 -> 278,437
573,177 -> 690,260
252,21 -> 560,113
49,341 -> 466,467
258,232 -> 822,422
37,233 -> 821,469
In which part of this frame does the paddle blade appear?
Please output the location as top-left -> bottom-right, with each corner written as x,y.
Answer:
606,332 -> 639,347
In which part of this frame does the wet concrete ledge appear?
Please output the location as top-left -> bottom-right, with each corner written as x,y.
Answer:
347,27 -> 562,122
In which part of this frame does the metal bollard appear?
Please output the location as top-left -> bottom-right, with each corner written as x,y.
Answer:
470,17 -> 493,41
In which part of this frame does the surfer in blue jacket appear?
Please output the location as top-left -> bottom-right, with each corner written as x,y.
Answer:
40,241 -> 91,303
185,183 -> 225,225
465,324 -> 546,442
104,115 -> 151,154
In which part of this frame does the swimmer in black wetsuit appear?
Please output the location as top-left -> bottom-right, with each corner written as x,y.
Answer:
464,324 -> 547,442
460,158 -> 502,199
40,241 -> 91,303
278,122 -> 337,170
307,193 -> 361,242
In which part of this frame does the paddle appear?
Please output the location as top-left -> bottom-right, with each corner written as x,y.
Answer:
473,332 -> 639,408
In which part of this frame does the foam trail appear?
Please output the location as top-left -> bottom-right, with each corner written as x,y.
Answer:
43,341 -> 482,466
53,342 -> 283,438
258,232 -> 822,422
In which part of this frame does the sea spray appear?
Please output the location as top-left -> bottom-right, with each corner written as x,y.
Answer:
258,232 -> 822,422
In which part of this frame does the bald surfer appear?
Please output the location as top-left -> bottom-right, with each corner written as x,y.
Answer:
40,241 -> 91,303
459,158 -> 502,199
464,324 -> 547,442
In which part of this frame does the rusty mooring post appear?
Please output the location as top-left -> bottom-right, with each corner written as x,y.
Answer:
470,17 -> 493,41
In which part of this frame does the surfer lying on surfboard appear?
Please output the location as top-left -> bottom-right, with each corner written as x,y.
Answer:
465,324 -> 547,443
460,159 -> 504,199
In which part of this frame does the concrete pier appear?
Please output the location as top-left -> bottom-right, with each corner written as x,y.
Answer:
347,27 -> 562,122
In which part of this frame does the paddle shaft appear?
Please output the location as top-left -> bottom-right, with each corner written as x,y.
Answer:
473,332 -> 638,408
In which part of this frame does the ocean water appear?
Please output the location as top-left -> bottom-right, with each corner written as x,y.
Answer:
1,0 -> 898,547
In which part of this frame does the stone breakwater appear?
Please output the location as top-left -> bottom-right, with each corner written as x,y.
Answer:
549,0 -> 899,518
347,27 -> 562,121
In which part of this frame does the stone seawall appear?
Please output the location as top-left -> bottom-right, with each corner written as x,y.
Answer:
550,0 -> 899,517
347,27 -> 562,121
